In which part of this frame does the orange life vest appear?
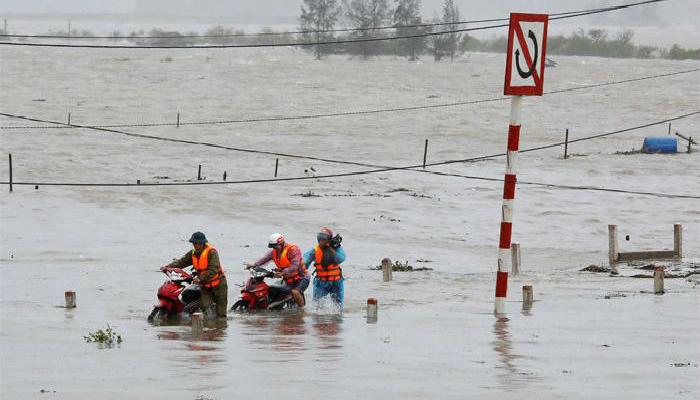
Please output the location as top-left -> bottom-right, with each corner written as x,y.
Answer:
192,245 -> 224,288
272,243 -> 304,284
312,245 -> 342,281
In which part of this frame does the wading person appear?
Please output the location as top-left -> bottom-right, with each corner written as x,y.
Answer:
163,231 -> 228,319
244,233 -> 308,308
303,227 -> 345,308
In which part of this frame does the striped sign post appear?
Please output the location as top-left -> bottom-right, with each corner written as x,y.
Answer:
495,13 -> 548,314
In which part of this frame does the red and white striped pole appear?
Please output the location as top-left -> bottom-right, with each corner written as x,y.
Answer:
494,95 -> 522,314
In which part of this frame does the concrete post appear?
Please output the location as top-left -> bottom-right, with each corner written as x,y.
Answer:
674,223 -> 682,259
608,224 -> 618,265
64,291 -> 76,308
653,267 -> 665,295
381,258 -> 392,282
366,298 -> 378,323
191,312 -> 204,336
511,243 -> 521,275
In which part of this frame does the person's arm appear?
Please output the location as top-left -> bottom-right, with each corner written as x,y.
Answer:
248,250 -> 273,268
167,251 -> 193,269
198,249 -> 223,283
333,246 -> 346,264
302,248 -> 315,267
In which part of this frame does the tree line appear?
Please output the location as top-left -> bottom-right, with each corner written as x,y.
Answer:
3,0 -> 697,60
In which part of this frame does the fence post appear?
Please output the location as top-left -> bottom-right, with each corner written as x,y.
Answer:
176,112 -> 180,128
511,243 -> 521,275
522,285 -> 533,309
423,139 -> 429,169
8,153 -> 12,193
274,158 -> 279,177
67,111 -> 71,125
674,223 -> 682,259
668,122 -> 671,135
608,224 -> 618,265
564,128 -> 569,159
197,164 -> 202,181
223,171 -> 227,181
381,258 -> 393,282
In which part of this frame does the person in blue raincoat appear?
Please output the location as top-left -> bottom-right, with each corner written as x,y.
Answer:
303,227 -> 346,307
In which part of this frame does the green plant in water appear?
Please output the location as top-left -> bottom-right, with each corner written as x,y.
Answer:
84,325 -> 123,346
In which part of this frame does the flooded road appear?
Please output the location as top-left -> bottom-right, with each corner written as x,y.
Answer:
1,46 -> 699,398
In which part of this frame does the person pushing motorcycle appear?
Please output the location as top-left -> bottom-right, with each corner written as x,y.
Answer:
243,233 -> 309,308
162,231 -> 228,319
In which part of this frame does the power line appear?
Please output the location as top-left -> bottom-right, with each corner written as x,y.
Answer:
0,3 -> 638,40
0,1 -> 669,49
2,68 -> 696,130
1,111 -> 698,200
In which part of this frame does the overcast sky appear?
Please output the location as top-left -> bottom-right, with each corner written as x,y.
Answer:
1,0 -> 698,46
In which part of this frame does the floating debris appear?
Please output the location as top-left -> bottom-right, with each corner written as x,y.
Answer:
370,260 -> 433,272
580,264 -> 610,273
84,325 -> 123,347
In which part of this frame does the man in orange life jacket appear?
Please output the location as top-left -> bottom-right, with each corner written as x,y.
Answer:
303,227 -> 346,307
244,233 -> 309,308
162,232 -> 228,318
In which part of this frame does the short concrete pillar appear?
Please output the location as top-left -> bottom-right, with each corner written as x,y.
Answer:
674,224 -> 682,259
608,225 -> 618,265
522,285 -> 533,309
511,243 -> 521,275
64,291 -> 76,308
191,312 -> 204,336
653,267 -> 665,295
381,258 -> 393,282
366,298 -> 378,323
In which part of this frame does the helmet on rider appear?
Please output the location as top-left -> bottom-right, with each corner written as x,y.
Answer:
268,233 -> 285,249
317,227 -> 333,243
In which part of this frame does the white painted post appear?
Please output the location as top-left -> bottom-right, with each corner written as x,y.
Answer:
653,267 -> 665,294
494,95 -> 522,315
522,285 -> 533,309
366,298 -> 378,323
608,224 -> 618,265
511,243 -> 521,275
381,258 -> 393,282
64,291 -> 76,308
191,312 -> 204,336
674,223 -> 682,259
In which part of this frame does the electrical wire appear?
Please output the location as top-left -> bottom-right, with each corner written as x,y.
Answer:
1,111 -> 698,200
0,1 -> 669,49
2,68 -> 696,130
0,2 -> 650,40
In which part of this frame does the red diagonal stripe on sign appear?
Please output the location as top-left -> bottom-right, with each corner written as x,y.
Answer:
514,24 -> 541,85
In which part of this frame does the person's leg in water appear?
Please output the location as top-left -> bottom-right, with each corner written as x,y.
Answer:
212,284 -> 228,319
291,277 -> 310,307
313,278 -> 330,303
199,288 -> 213,318
328,280 -> 344,311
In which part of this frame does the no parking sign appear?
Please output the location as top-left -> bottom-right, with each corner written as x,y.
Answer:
503,13 -> 549,96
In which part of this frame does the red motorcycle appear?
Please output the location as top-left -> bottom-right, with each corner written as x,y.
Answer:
230,267 -> 302,311
147,267 -> 202,322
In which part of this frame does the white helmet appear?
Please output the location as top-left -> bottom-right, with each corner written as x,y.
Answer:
268,233 -> 285,248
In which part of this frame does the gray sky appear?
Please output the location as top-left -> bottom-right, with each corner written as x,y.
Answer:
1,0 -> 698,47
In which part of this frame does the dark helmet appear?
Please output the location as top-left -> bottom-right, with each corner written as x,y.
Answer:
189,231 -> 207,245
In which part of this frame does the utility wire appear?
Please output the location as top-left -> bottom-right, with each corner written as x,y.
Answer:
1,110 -> 698,200
2,68 -> 696,130
0,3 -> 643,40
0,1 -> 668,49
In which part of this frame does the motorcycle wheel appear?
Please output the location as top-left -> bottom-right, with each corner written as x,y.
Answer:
147,306 -> 166,322
230,300 -> 249,311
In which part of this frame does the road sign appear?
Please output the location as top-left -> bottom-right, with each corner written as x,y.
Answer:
504,13 -> 549,96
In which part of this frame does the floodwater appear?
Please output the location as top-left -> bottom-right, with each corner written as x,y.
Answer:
0,44 -> 699,399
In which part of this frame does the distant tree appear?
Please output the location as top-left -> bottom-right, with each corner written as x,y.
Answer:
393,0 -> 425,60
300,0 -> 343,59
345,0 -> 390,59
441,0 -> 462,61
